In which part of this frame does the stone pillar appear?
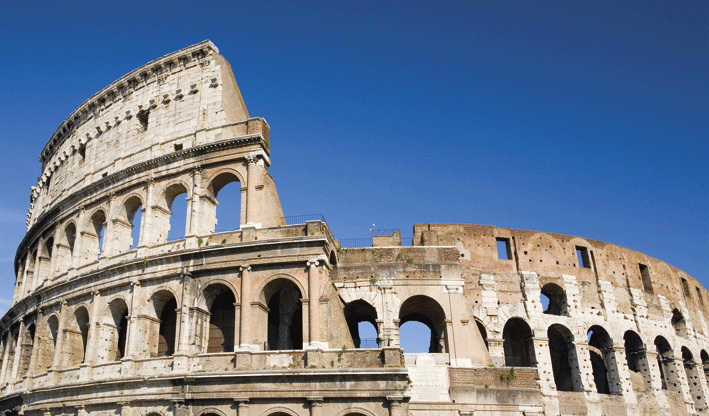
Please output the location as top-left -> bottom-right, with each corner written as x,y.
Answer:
49,301 -> 67,378
307,260 -> 321,348
9,320 -> 26,384
487,337 -> 505,367
673,357 -> 697,414
47,241 -> 59,281
102,194 -> 117,257
245,154 -> 259,226
531,336 -> 558,396
234,398 -> 249,416
187,166 -> 202,236
31,246 -> 42,292
387,395 -> 405,416
574,341 -> 595,394
138,179 -> 155,248
20,254 -> 32,297
80,290 -> 101,380
72,208 -> 87,269
308,397 -> 323,416
239,265 -> 253,349
0,332 -> 13,384
520,272 -> 542,317
121,281 -> 139,376
611,344 -> 637,403
118,402 -> 132,416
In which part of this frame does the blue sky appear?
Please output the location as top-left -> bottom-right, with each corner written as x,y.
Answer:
0,0 -> 707,320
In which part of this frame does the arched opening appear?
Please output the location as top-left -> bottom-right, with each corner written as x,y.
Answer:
86,210 -> 106,259
157,298 -> 178,357
15,255 -> 26,300
541,283 -> 567,316
503,318 -> 534,367
205,285 -> 236,353
654,336 -> 674,390
58,223 -> 76,272
207,172 -> 242,233
114,195 -> 143,254
65,307 -> 90,367
155,183 -> 189,243
588,325 -> 620,395
672,309 -> 688,338
99,298 -> 129,363
548,324 -> 581,392
701,350 -> 709,386
263,279 -> 303,350
682,347 -> 707,410
37,236 -> 53,282
399,295 -> 447,354
476,320 -> 489,350
1,325 -> 19,383
37,315 -> 59,373
17,323 -> 35,379
624,330 -> 651,390
25,249 -> 36,294
344,299 -> 379,348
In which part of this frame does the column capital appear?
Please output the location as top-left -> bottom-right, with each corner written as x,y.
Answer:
245,153 -> 259,166
307,396 -> 323,406
307,259 -> 319,268
240,264 -> 251,273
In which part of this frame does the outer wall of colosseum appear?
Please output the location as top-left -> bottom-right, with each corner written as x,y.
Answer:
0,41 -> 707,416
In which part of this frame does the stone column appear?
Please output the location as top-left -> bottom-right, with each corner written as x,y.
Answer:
80,290 -> 101,380
307,260 -> 320,348
187,167 -> 202,236
487,337 -> 505,367
121,281 -> 139,376
574,341 -> 595,394
9,320 -> 26,385
239,265 -> 253,349
611,344 -> 637,403
102,194 -> 117,257
308,397 -> 323,416
47,241 -> 59,281
19,254 -> 32,297
118,402 -> 132,416
245,154 -> 259,226
49,301 -> 67,378
234,398 -> 249,416
0,332 -> 13,385
387,395 -> 405,416
31,246 -> 43,291
72,208 -> 87,269
138,179 -> 155,249
673,356 -> 696,414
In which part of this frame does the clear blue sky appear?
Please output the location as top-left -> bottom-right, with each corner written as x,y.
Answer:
0,1 -> 707,317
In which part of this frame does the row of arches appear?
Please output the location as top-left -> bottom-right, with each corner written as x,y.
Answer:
14,171 -> 244,303
539,283 -> 692,339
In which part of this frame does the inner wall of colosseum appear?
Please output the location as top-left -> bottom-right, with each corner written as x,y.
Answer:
1,41 -> 708,416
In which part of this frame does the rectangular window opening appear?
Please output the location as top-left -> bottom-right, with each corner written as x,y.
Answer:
696,287 -> 704,306
174,143 -> 183,151
138,110 -> 150,131
575,246 -> 591,268
681,278 -> 691,298
639,263 -> 653,293
78,144 -> 86,162
496,237 -> 512,260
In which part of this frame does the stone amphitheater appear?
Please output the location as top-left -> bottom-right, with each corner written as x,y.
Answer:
1,41 -> 707,416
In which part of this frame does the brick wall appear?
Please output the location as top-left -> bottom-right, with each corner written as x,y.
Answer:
449,367 -> 539,389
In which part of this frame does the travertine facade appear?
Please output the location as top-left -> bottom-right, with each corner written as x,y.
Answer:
1,41 -> 708,416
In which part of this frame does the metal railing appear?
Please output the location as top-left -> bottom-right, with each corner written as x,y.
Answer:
358,338 -> 379,348
371,228 -> 400,237
339,238 -> 373,248
281,214 -> 327,225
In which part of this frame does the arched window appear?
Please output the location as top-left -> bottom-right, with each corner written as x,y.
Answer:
476,320 -> 489,350
206,172 -> 242,233
17,323 -> 35,379
587,325 -> 620,395
205,285 -> 236,353
37,236 -> 53,282
86,210 -> 106,259
38,315 -> 59,373
682,347 -> 707,410
58,223 -> 76,272
99,299 -> 129,362
114,195 -> 143,254
548,324 -> 581,392
654,336 -> 673,390
158,298 -> 177,357
503,318 -> 534,367
155,183 -> 189,243
262,279 -> 303,350
65,307 -> 90,368
398,295 -> 447,353
623,330 -> 651,390
344,300 -> 379,348
701,350 -> 709,386
540,283 -> 567,316
671,309 -> 688,338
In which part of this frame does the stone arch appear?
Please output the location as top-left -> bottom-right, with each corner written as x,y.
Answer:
701,350 -> 709,386
202,283 -> 237,353
502,317 -> 534,367
113,194 -> 144,254
624,330 -> 651,390
540,283 -> 567,316
195,409 -> 227,416
259,408 -> 299,416
475,319 -> 489,350
548,323 -> 582,392
588,325 -> 621,395
155,181 -> 190,243
335,409 -> 378,416
682,346 -> 707,410
194,279 -> 239,311
149,289 -> 178,357
398,295 -> 447,353
97,298 -> 129,362
57,221 -> 77,272
37,314 -> 59,373
344,299 -> 379,348
260,277 -> 304,350
85,208 -> 107,259
65,305 -> 90,368
654,335 -> 674,390
204,169 -> 244,234
17,322 -> 35,379
671,309 -> 688,338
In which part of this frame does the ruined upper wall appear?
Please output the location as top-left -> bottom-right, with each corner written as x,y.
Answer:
27,40 -> 262,229
414,223 -> 709,328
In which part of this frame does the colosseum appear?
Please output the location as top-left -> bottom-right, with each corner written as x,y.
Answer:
1,41 -> 707,416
